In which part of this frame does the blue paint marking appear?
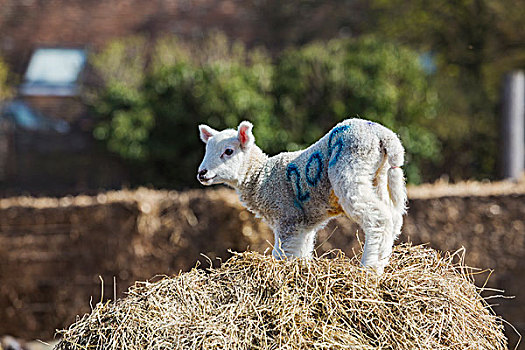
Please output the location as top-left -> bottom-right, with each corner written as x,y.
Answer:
328,125 -> 350,167
305,151 -> 323,186
286,163 -> 310,202
293,198 -> 305,211
287,126 -> 351,209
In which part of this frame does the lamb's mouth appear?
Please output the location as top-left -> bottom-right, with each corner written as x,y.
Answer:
200,175 -> 217,184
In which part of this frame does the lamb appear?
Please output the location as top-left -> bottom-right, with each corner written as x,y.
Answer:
197,118 -> 407,274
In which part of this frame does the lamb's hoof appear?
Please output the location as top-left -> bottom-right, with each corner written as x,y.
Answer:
361,263 -> 384,276
272,248 -> 287,260
373,266 -> 384,275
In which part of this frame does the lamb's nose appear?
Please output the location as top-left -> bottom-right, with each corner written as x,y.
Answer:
198,169 -> 208,180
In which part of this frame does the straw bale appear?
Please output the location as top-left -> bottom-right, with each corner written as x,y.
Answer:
407,175 -> 525,199
55,244 -> 508,350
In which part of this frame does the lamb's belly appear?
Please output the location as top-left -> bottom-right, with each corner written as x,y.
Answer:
281,148 -> 345,222
300,187 -> 345,222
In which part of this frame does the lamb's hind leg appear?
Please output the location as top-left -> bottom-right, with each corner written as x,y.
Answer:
374,154 -> 397,272
376,205 -> 403,269
329,161 -> 394,274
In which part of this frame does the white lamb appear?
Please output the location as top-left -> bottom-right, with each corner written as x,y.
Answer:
197,118 -> 407,274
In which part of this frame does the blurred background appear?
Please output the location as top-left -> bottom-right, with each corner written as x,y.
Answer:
0,0 -> 524,348
0,0 -> 524,193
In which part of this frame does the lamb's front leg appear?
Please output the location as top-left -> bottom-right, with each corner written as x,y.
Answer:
272,226 -> 317,260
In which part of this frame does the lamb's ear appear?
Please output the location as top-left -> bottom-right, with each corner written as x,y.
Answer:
199,124 -> 218,143
237,121 -> 255,149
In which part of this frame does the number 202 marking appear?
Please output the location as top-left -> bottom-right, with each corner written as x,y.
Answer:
287,125 -> 350,210
287,151 -> 324,209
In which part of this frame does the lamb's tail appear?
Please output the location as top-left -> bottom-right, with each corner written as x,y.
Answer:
381,132 -> 407,215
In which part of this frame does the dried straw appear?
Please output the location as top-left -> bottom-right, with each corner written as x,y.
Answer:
55,244 -> 508,350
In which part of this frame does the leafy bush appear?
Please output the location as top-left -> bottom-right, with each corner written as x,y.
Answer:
89,34 -> 274,187
369,0 -> 525,181
89,36 -> 153,160
145,45 -> 274,186
88,35 -> 440,187
272,37 -> 440,183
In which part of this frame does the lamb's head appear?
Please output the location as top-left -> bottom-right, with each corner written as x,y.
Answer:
197,121 -> 255,187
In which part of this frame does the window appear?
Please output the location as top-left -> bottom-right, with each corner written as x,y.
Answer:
20,48 -> 87,96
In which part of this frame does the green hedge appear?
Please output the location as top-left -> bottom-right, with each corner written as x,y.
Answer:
0,56 -> 12,102
272,37 -> 440,182
88,34 -> 440,187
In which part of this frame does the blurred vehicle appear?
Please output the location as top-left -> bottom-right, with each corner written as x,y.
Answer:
0,100 -> 70,134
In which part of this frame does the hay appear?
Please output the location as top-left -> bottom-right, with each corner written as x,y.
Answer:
407,175 -> 525,199
55,244 -> 508,350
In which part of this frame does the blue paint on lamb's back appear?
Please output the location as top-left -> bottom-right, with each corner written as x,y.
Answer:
327,124 -> 352,167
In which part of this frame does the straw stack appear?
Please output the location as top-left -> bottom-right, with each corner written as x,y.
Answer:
55,244 -> 508,350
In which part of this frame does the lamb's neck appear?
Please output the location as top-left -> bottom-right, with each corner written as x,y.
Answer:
235,146 -> 269,212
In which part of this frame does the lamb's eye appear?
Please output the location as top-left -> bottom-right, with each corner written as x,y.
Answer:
224,148 -> 234,156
